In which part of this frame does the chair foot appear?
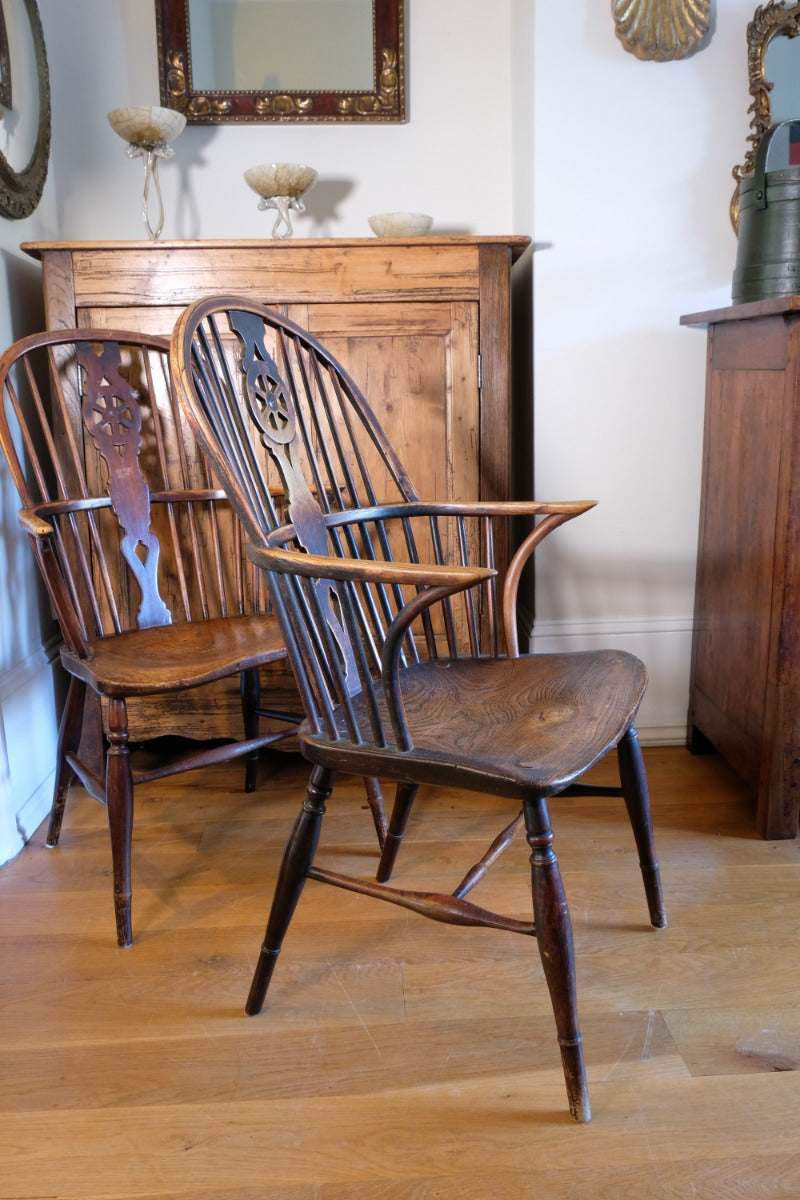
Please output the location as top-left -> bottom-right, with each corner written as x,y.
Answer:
47,677 -> 86,846
46,792 -> 68,848
114,893 -> 133,948
524,795 -> 590,1122
641,864 -> 668,928
363,775 -> 388,847
246,764 -> 332,1015
376,781 -> 418,882
245,947 -> 280,1015
106,697 -> 135,948
560,1037 -> 591,1123
245,750 -> 259,793
617,726 -> 667,929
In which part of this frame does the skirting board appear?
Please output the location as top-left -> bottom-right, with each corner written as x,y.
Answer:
0,617 -> 693,863
528,615 -> 694,747
0,636 -> 61,866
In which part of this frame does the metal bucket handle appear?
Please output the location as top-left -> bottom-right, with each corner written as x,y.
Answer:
752,119 -> 800,211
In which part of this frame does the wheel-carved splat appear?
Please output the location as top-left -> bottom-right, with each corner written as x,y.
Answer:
229,310 -> 358,693
79,341 -> 171,628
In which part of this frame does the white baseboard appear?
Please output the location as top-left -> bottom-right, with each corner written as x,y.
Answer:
528,615 -> 694,747
0,618 -> 694,864
0,636 -> 61,866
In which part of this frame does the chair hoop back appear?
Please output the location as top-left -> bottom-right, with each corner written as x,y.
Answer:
173,297 -> 508,746
0,327 -> 268,654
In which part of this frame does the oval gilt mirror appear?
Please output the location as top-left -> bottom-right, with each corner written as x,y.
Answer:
0,0 -> 50,219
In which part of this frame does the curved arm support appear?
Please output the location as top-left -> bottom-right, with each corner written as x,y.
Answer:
248,542 -> 495,754
503,506 -> 596,657
380,578 -> 484,752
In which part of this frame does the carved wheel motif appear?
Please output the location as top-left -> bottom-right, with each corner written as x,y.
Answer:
246,357 -> 296,447
84,391 -> 139,448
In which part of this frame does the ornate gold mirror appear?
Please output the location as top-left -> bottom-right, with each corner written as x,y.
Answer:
155,0 -> 405,123
0,6 -> 12,110
732,1 -> 800,229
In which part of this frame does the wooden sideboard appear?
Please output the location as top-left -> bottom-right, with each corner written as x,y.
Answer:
24,237 -> 532,741
682,296 -> 800,839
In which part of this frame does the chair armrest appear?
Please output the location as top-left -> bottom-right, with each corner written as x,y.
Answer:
247,543 -> 495,589
323,498 -> 597,531
17,507 -> 53,538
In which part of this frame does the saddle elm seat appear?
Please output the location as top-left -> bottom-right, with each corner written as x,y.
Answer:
300,649 -> 649,796
65,614 -> 282,696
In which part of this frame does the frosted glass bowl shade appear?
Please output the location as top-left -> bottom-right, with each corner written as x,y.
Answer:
368,212 -> 433,237
244,163 -> 318,200
107,105 -> 186,147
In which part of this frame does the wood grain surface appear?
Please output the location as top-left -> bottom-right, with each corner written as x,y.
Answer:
2,746 -> 800,1196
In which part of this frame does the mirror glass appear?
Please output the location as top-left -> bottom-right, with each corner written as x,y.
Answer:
187,0 -> 374,92
156,0 -> 405,123
764,33 -> 800,123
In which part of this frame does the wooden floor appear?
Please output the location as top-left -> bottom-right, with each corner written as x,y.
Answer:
2,745 -> 800,1199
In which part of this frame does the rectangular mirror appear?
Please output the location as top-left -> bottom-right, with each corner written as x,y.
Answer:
155,0 -> 405,123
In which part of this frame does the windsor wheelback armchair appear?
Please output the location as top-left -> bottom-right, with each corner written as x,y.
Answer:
0,328 -> 308,946
171,295 -> 667,1122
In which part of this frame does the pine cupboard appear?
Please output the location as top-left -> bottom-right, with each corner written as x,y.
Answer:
25,236 -> 531,741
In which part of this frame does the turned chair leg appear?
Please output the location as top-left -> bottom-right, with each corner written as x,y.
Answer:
241,666 -> 261,793
617,726 -> 667,929
524,794 -> 591,1123
376,780 -> 419,882
245,764 -> 333,1016
46,676 -> 85,847
362,775 -> 388,848
106,697 -> 135,948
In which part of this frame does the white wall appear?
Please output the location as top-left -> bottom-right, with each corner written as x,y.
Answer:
0,0 -> 60,863
41,0 -> 515,240
529,2 -> 754,741
0,0 -> 765,859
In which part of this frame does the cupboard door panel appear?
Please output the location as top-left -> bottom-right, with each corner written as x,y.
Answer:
297,301 -> 480,506
692,366 -> 783,749
27,238 -> 527,743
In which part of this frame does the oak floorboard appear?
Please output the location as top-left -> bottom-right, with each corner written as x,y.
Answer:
3,746 -> 800,1198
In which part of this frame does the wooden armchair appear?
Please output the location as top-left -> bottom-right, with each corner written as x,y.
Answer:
0,329 -> 305,946
171,296 -> 667,1122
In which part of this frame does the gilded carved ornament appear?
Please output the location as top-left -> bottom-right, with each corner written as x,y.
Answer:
163,45 -> 399,122
0,0 -> 50,219
612,0 -> 712,61
731,1 -> 800,230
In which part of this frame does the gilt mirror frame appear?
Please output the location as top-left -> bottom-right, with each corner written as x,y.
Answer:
732,0 -> 800,230
0,0 -> 50,220
155,0 -> 405,123
0,5 -> 12,111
